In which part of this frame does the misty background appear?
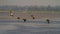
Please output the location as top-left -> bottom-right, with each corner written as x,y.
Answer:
0,0 -> 60,11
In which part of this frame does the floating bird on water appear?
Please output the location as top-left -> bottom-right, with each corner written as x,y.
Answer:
17,17 -> 20,22
10,10 -> 14,17
31,15 -> 35,19
46,19 -> 50,24
32,16 -> 35,19
17,17 -> 20,20
23,18 -> 26,22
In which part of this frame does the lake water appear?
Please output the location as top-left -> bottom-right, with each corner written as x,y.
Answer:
0,19 -> 60,34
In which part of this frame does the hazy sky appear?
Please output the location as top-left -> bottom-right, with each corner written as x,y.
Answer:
0,0 -> 60,6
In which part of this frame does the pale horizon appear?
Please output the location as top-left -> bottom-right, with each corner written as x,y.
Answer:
0,0 -> 60,6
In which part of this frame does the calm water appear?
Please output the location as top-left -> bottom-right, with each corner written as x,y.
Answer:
0,19 -> 60,34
